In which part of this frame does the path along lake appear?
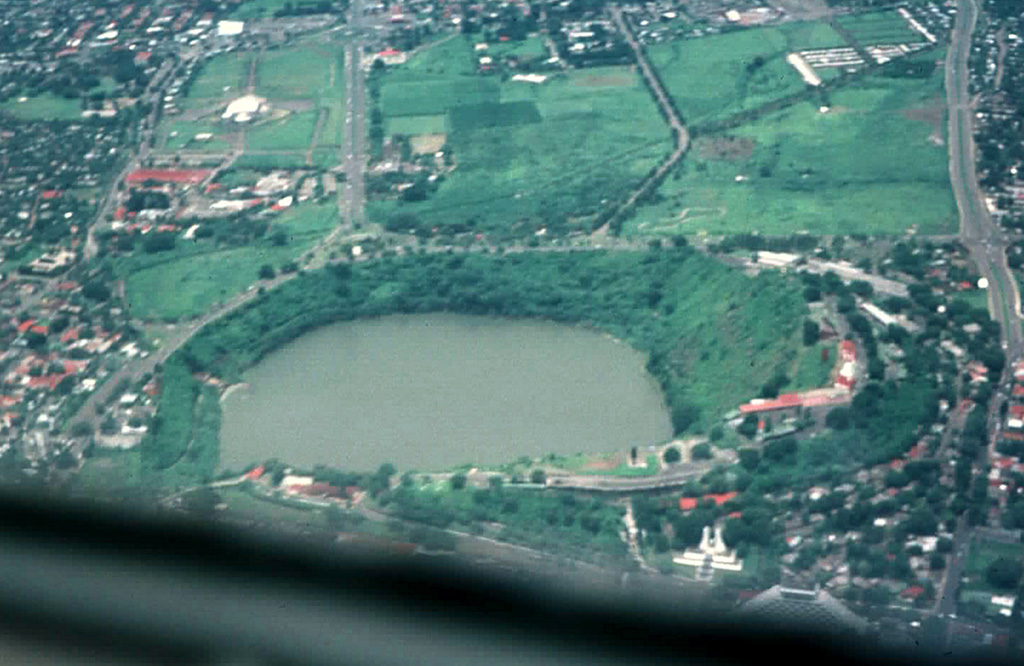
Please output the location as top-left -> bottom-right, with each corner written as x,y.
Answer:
220,314 -> 673,472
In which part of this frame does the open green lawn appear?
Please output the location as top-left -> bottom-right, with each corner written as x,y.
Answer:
245,111 -> 318,151
164,120 -> 234,153
962,536 -> 1023,594
228,0 -> 326,19
0,93 -> 82,120
646,22 -> 843,127
234,152 -> 310,170
256,46 -> 335,101
487,35 -> 549,60
836,10 -> 924,45
374,36 -> 671,237
182,52 -> 250,110
628,65 -> 956,236
121,203 -> 337,320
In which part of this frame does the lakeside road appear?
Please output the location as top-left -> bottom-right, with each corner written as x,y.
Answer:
946,0 -> 1024,360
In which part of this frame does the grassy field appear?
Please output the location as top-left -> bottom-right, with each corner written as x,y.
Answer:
256,46 -> 335,101
121,203 -> 337,320
182,52 -> 250,110
646,22 -> 842,127
245,111 -> 318,151
487,35 -> 549,60
836,10 -> 925,45
962,536 -> 1023,600
546,453 -> 662,477
373,36 -> 671,236
0,93 -> 82,120
628,62 -> 956,236
234,152 -> 310,170
164,120 -> 235,153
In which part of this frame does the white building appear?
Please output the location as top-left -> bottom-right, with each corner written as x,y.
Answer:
222,94 -> 266,123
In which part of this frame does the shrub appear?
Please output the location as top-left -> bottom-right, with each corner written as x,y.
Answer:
663,446 -> 681,464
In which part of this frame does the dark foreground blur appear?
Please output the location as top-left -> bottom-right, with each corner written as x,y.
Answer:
0,485 -> 1014,666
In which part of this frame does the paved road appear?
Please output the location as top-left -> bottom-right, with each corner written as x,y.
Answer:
339,0 -> 366,232
946,0 -> 1024,360
605,8 -> 689,231
84,59 -> 177,261
546,462 -> 714,493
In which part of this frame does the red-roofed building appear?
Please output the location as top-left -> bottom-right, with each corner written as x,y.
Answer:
244,465 -> 265,481
60,327 -> 80,344
1003,431 -> 1024,442
134,51 -> 151,64
840,340 -> 856,362
1010,405 -> 1024,419
1012,384 -> 1024,398
0,396 -> 20,408
125,168 -> 211,186
890,459 -> 905,471
114,206 -> 126,221
27,374 -> 67,391
901,585 -> 925,600
738,392 -> 802,414
728,511 -> 743,519
30,325 -> 48,336
56,281 -> 79,291
40,189 -> 61,199
679,497 -> 698,511
16,320 -> 35,334
680,492 -> 737,512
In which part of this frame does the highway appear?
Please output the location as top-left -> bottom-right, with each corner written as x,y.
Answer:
946,0 -> 1024,360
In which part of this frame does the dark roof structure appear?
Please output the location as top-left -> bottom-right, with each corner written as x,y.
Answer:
739,585 -> 869,636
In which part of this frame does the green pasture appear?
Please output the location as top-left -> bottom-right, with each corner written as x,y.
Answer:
836,10 -> 924,45
628,68 -> 956,237
375,50 -> 672,236
646,23 -> 835,126
386,114 -> 447,135
228,0 -> 324,19
121,203 -> 337,320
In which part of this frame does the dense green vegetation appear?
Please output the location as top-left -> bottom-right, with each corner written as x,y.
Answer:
385,480 -> 630,566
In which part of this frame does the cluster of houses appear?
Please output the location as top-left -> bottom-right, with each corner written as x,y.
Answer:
0,273 -> 154,465
972,3 -> 1024,228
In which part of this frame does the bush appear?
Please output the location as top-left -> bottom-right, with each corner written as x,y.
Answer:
663,446 -> 681,464
530,469 -> 546,485
803,320 -> 820,346
690,443 -> 712,461
709,425 -> 724,442
985,557 -> 1023,590
449,473 -> 467,490
258,264 -> 276,280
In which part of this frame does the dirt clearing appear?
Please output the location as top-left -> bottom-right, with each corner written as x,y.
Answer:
902,97 -> 944,144
697,136 -> 756,161
410,134 -> 446,155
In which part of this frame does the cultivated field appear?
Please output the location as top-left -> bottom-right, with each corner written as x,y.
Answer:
628,55 -> 956,237
372,37 -> 671,237
121,203 -> 337,320
646,21 -> 846,127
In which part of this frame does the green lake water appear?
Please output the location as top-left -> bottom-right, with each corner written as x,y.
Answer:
220,314 -> 672,472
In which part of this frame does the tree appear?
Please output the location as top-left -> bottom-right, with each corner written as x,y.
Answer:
737,414 -> 758,439
449,473 -> 467,490
985,557 -> 1023,591
691,443 -> 712,461
803,319 -> 820,346
530,469 -> 546,485
663,446 -> 681,464
738,448 -> 760,471
709,426 -> 724,442
70,421 -> 92,438
825,406 -> 851,430
258,264 -> 276,280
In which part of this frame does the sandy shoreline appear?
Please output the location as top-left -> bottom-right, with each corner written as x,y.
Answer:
220,383 -> 249,403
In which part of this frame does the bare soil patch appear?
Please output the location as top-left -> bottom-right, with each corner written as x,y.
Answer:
583,454 -> 622,471
697,136 -> 756,161
410,133 -> 446,155
902,97 -> 944,142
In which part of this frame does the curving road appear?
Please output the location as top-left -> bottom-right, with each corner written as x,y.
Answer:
946,0 -> 1024,360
